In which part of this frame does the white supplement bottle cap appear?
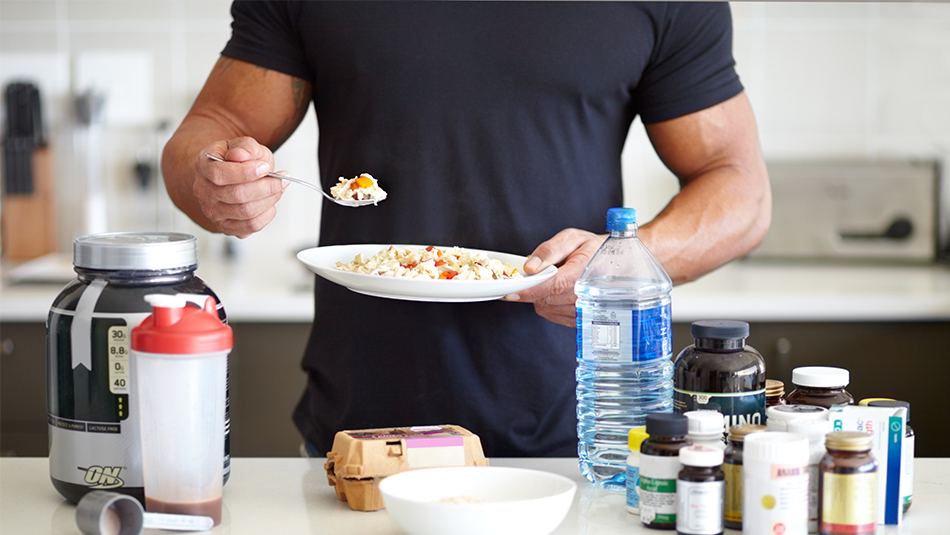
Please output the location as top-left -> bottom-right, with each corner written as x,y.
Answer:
791,366 -> 850,388
679,445 -> 724,467
684,410 -> 724,435
744,432 -> 809,464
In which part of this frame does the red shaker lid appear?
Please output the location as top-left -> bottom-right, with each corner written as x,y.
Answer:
131,294 -> 233,354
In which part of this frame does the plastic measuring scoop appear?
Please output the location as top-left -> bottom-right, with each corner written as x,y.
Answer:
76,491 -> 214,535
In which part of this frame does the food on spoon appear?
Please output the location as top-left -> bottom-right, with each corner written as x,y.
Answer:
336,246 -> 523,280
329,173 -> 387,204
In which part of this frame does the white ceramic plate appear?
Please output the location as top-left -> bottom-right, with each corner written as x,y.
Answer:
296,244 -> 557,302
379,466 -> 577,535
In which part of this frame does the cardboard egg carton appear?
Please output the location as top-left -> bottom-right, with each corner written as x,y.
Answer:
324,424 -> 488,511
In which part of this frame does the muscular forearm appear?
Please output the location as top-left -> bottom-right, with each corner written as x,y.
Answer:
638,163 -> 771,284
161,116 -> 240,232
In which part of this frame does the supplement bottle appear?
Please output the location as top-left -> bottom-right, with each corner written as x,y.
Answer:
723,424 -> 766,530
677,445 -> 725,535
766,404 -> 829,432
867,399 -> 914,512
47,232 -> 230,504
640,413 -> 690,530
819,432 -> 877,535
626,426 -> 649,515
684,411 -> 726,451
673,321 -> 765,433
576,207 -> 673,490
743,432 -> 810,535
787,367 -> 854,409
766,379 -> 786,408
788,419 -> 832,534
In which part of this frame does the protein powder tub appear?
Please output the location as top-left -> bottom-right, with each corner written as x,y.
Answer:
743,432 -> 810,535
786,367 -> 854,409
640,413 -> 691,530
47,232 -> 229,504
673,321 -> 766,433
766,404 -> 829,432
677,445 -> 725,535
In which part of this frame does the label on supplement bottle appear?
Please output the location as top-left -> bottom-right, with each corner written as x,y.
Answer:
639,454 -> 680,525
674,388 -> 766,433
577,303 -> 671,362
723,462 -> 743,524
821,472 -> 877,534
626,463 -> 640,512
677,479 -> 725,535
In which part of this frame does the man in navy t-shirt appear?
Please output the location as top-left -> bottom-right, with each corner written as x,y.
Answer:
162,2 -> 771,457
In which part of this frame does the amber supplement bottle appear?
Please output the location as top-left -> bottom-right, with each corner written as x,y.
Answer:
723,424 -> 766,530
640,413 -> 691,530
677,445 -> 725,535
867,400 -> 914,512
787,367 -> 854,409
673,321 -> 766,433
819,432 -> 877,535
766,380 -> 786,408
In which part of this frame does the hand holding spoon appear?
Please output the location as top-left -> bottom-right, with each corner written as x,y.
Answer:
204,153 -> 384,207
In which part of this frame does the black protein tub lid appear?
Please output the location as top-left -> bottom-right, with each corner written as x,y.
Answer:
73,232 -> 197,271
690,320 -> 750,340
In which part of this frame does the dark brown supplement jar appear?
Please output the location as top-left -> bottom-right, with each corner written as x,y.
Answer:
819,431 -> 877,535
676,445 -> 725,535
673,320 -> 766,433
867,400 -> 914,512
640,413 -> 691,531
723,424 -> 766,530
787,367 -> 854,409
765,379 -> 786,408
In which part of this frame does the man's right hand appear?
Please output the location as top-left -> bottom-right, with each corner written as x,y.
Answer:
196,137 -> 289,238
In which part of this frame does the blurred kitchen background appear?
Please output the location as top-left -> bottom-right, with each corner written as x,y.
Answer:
2,2 -> 949,458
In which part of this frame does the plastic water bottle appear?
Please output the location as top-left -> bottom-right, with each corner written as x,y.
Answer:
575,207 -> 674,491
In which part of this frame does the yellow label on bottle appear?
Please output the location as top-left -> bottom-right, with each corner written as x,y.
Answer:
723,463 -> 743,522
821,472 -> 877,533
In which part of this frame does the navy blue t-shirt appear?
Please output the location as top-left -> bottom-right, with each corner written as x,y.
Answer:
222,1 -> 743,456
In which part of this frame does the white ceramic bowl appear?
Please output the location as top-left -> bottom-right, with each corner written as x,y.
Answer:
379,466 -> 577,535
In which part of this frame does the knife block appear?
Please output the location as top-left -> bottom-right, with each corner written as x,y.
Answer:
2,146 -> 58,260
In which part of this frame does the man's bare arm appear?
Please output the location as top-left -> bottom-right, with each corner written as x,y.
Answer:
161,57 -> 313,236
641,91 -> 771,284
511,92 -> 769,327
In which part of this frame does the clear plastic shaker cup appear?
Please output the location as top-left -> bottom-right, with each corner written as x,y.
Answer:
131,294 -> 232,526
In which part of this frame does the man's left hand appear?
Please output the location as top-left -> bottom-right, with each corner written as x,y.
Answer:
504,229 -> 607,327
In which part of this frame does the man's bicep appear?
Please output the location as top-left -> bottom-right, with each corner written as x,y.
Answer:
188,56 -> 312,151
644,92 -> 764,186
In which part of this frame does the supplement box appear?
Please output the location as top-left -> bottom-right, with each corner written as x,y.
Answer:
829,405 -> 906,525
324,424 -> 488,511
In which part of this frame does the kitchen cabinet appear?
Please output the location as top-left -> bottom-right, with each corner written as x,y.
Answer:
3,321 -> 947,458
0,322 -> 310,458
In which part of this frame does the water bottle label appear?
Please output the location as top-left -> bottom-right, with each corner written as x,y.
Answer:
673,388 -> 766,433
576,303 -> 671,362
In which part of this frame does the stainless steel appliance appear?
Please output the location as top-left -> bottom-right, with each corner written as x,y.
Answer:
749,160 -> 942,262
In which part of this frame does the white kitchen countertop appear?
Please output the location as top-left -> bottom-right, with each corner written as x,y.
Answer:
1,457 -> 947,535
2,252 -> 950,323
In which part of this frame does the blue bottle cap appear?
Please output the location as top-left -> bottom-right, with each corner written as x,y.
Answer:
606,207 -> 637,231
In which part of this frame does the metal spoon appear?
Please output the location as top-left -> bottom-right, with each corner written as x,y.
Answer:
204,153 -> 384,207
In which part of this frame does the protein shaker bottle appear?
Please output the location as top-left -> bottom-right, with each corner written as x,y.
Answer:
131,294 -> 232,526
